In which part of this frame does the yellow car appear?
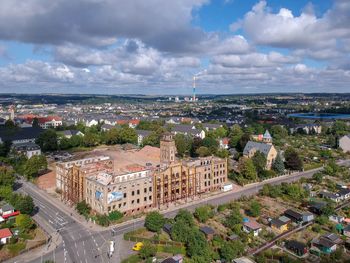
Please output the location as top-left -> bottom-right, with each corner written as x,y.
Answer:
132,242 -> 144,251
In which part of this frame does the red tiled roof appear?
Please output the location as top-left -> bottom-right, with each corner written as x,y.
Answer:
222,137 -> 230,144
129,119 -> 140,125
0,228 -> 12,238
244,220 -> 261,230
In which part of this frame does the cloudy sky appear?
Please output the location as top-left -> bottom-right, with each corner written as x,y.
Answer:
0,0 -> 349,95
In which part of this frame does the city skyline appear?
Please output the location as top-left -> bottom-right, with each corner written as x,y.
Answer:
0,0 -> 349,94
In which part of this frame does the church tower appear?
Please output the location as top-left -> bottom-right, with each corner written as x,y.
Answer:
160,132 -> 177,164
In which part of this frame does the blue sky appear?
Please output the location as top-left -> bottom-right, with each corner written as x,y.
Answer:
0,0 -> 349,94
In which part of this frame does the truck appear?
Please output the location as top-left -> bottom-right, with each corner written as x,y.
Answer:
221,183 -> 233,192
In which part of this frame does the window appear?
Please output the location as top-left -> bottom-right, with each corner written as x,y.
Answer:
149,187 -> 152,191
144,188 -> 147,193
124,193 -> 127,198
123,202 -> 126,206
149,196 -> 152,200
132,191 -> 135,196
131,200 -> 135,204
137,190 -> 140,195
137,199 -> 140,204
144,197 -> 147,201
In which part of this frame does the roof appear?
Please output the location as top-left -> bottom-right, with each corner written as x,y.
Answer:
243,220 -> 261,230
284,209 -> 303,220
243,141 -> 273,156
199,226 -> 215,235
12,142 -> 40,151
63,130 -> 82,136
136,130 -> 152,137
317,237 -> 336,248
338,188 -> 350,196
1,204 -> 14,212
263,130 -> 272,139
38,116 -> 62,124
0,127 -> 43,142
270,218 -> 286,228
233,257 -> 256,263
0,228 -> 12,239
320,190 -> 339,199
286,240 -> 306,250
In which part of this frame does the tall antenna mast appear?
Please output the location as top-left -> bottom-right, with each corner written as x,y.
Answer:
192,75 -> 196,102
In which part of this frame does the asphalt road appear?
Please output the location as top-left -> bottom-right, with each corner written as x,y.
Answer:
16,160 -> 350,263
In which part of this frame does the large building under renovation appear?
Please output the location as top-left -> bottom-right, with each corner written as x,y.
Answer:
56,133 -> 228,215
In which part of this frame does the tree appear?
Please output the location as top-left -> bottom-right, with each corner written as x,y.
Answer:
170,220 -> 192,243
76,201 -> 91,216
11,194 -> 35,214
194,205 -> 214,223
270,125 -> 288,141
104,128 -> 119,145
249,200 -> 261,217
139,242 -> 157,259
186,230 -> 211,258
96,214 -> 109,226
108,210 -> 123,221
142,131 -> 160,147
216,149 -> 230,158
284,147 -> 303,171
175,134 -> 193,157
69,135 -> 83,147
0,186 -> 13,201
16,214 -> 34,232
175,209 -> 194,227
312,172 -> 324,183
196,146 -> 211,157
32,118 -> 39,128
272,154 -> 285,175
252,151 -> 267,176
144,211 -> 165,232
220,241 -> 244,261
237,133 -> 251,152
83,132 -> 99,147
0,140 -> 12,157
4,119 -> 16,128
202,137 -> 219,153
229,125 -> 243,148
238,158 -> 257,181
36,129 -> 58,151
24,155 -> 48,178
225,207 -> 243,231
118,127 -> 137,144
0,167 -> 15,188
59,137 -> 71,150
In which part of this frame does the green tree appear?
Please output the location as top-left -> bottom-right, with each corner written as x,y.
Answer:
196,146 -> 211,157
36,129 -> 58,151
144,211 -> 165,232
83,132 -> 99,147
252,151 -> 267,176
11,194 -> 35,214
104,128 -> 119,145
312,172 -> 324,183
175,209 -> 194,227
108,210 -> 123,221
0,186 -> 13,200
229,125 -> 243,148
270,125 -> 288,141
186,230 -> 211,258
16,214 -> 34,232
237,133 -> 251,152
69,135 -> 83,147
0,140 -> 12,157
238,158 -> 257,181
0,167 -> 15,188
216,149 -> 230,158
284,147 -> 303,171
96,214 -> 109,226
139,242 -> 157,259
24,155 -> 48,178
32,118 -> 39,128
175,134 -> 193,157
272,154 -> 285,175
225,207 -> 243,232
170,221 -> 192,243
118,127 -> 137,144
76,201 -> 91,216
249,200 -> 261,217
194,205 -> 214,223
202,137 -> 219,153
5,119 -> 16,128
220,241 -> 244,261
59,137 -> 71,150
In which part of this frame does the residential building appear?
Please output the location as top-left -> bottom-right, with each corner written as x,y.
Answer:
63,130 -> 84,138
0,204 -> 14,216
290,124 -> 322,134
270,216 -> 290,233
219,137 -> 230,149
319,190 -> 341,203
199,226 -> 215,240
171,124 -> 206,139
38,116 -> 62,129
136,130 -> 152,146
311,233 -> 341,254
243,220 -> 262,236
243,141 -> 277,169
339,134 -> 350,153
85,167 -> 154,215
11,142 -> 41,159
0,127 -> 43,144
343,224 -> 350,237
101,124 -> 116,132
285,240 -> 308,256
0,228 -> 12,245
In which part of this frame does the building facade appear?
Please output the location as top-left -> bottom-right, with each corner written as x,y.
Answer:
85,168 -> 154,215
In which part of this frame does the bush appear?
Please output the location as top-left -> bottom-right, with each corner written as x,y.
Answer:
96,214 -> 109,227
145,211 -> 165,232
139,242 -> 157,259
194,205 -> 214,223
76,201 -> 91,216
108,210 -> 123,222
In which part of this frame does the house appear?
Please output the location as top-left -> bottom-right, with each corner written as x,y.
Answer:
309,201 -> 327,215
285,240 -> 308,256
199,226 -> 215,240
0,204 -> 14,216
343,224 -> 350,237
339,134 -> 350,153
202,123 -> 223,131
63,130 -> 84,139
0,127 -> 43,144
243,220 -> 262,236
243,141 -> 277,169
171,125 -> 206,139
233,257 -> 256,263
338,188 -> 350,200
11,142 -> 41,159
329,215 -> 344,224
284,209 -> 303,224
227,233 -> 239,241
302,212 -> 315,223
161,255 -> 183,263
219,137 -> 230,149
38,116 -> 62,129
312,233 -> 341,254
319,190 -> 341,203
270,216 -> 290,233
136,130 -> 152,146
290,124 -> 322,134
101,124 -> 116,132
0,228 -> 12,244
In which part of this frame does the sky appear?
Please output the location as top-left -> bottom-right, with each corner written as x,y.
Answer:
0,0 -> 349,95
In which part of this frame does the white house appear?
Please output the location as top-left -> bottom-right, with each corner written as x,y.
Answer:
0,204 -> 14,216
339,134 -> 350,153
0,228 -> 12,244
12,142 -> 41,159
242,220 -> 262,237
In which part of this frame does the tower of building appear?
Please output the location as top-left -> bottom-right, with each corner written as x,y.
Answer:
9,105 -> 15,120
160,132 -> 177,164
262,130 -> 272,144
